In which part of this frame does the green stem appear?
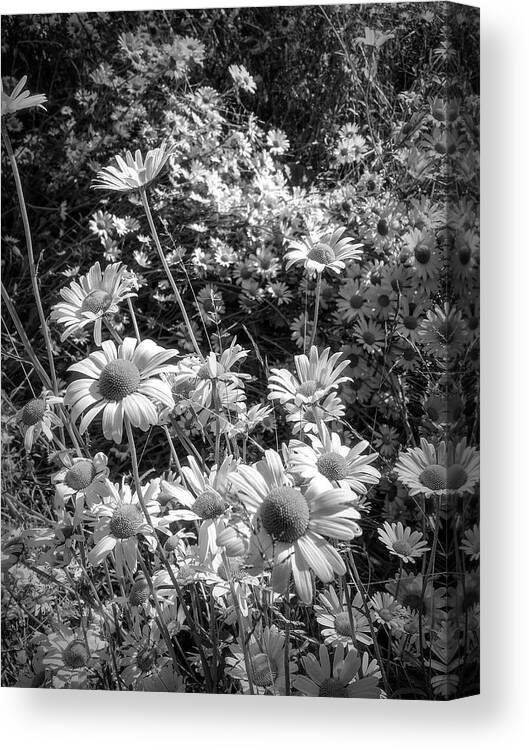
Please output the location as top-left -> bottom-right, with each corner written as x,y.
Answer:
139,188 -> 202,359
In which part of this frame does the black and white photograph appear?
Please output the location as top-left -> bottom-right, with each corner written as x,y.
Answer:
1,1 -> 480,704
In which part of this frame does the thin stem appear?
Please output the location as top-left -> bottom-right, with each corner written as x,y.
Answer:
2,128 -> 59,395
308,272 -> 322,350
127,296 -> 142,341
140,188 -> 202,358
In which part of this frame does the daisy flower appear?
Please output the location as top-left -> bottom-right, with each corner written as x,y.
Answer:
336,278 -> 370,322
294,643 -> 381,698
354,317 -> 386,354
51,261 -> 138,345
92,142 -> 177,193
160,455 -> 236,561
87,479 -> 161,576
15,391 -> 63,452
266,128 -> 290,155
374,425 -> 400,457
460,524 -> 479,561
88,209 -> 115,238
64,337 -> 178,443
284,392 -> 346,435
370,591 -> 406,630
332,134 -> 368,165
267,281 -> 294,305
229,450 -> 361,603
1,75 -> 47,116
42,624 -> 106,689
395,437 -> 479,498
268,345 -> 351,407
315,586 -> 373,647
52,451 -> 110,512
284,227 -> 363,277
226,624 -> 295,695
404,228 -> 441,284
417,303 -> 467,363
386,573 -> 446,630
120,623 -> 176,691
395,297 -> 425,343
228,64 -> 257,94
367,285 -> 398,320
377,521 -> 430,563
287,423 -> 380,494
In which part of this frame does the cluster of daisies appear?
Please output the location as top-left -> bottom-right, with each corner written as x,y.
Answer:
3,13 -> 479,699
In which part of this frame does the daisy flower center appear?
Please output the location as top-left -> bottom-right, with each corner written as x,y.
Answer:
393,539 -> 413,556
192,490 -> 226,519
63,640 -> 88,668
317,451 -> 348,481
318,678 -> 348,698
377,294 -> 391,308
402,592 -> 422,612
458,248 -> 471,265
249,653 -> 278,687
378,607 -> 394,622
99,359 -> 141,401
260,487 -> 310,543
81,289 -> 113,314
136,646 -> 157,672
447,463 -> 468,490
334,611 -> 355,637
109,504 -> 143,538
129,579 -> 150,606
362,331 -> 376,346
377,218 -> 389,236
349,294 -> 364,310
64,460 -> 96,490
297,379 -> 318,397
21,398 -> 46,426
418,464 -> 447,491
403,315 -> 418,330
307,243 -> 336,265
414,246 -> 431,264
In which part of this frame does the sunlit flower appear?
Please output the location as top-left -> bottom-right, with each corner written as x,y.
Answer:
377,521 -> 429,563
460,524 -> 480,561
395,438 -> 479,498
229,450 -> 361,603
284,392 -> 346,435
15,391 -> 63,451
354,317 -> 385,354
266,128 -> 290,155
285,227 -> 363,276
65,337 -> 178,443
294,643 -> 381,698
1,75 -> 47,116
287,423 -> 380,494
228,64 -> 257,93
315,586 -> 373,647
51,261 -> 138,345
52,451 -> 110,511
92,142 -> 177,193
374,424 -> 400,457
370,591 -> 406,630
336,279 -> 369,322
268,345 -> 351,407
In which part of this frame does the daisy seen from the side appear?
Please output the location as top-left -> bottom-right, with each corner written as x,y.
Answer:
268,345 -> 351,407
377,521 -> 429,564
92,142 -> 177,193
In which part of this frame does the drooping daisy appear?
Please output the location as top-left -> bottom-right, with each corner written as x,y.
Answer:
460,524 -> 480,561
294,643 -> 381,698
377,521 -> 429,563
229,450 -> 361,603
15,391 -> 63,452
268,345 -> 351,407
284,227 -> 363,277
315,586 -> 373,647
226,624 -> 296,695
159,455 -> 236,561
1,75 -> 47,116
92,142 -> 177,193
51,262 -> 138,345
64,337 -> 178,443
287,423 -> 380,494
395,437 -> 479,498
52,451 -> 110,512
42,624 -> 106,689
87,479 -> 161,576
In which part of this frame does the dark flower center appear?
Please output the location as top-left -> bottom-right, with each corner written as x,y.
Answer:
403,315 -> 418,330
362,331 -> 376,346
21,398 -> 46,426
349,294 -> 365,310
377,294 -> 390,308
307,243 -> 336,265
319,678 -> 348,698
414,246 -> 431,265
109,504 -> 143,538
317,451 -> 348,481
334,611 -> 355,637
81,289 -> 113,315
458,248 -> 471,265
192,489 -> 226,519
64,460 -> 96,490
418,464 -> 447,491
393,539 -> 413,556
447,463 -> 468,490
377,219 -> 389,237
260,487 -> 310,543
63,640 -> 89,668
99,359 -> 141,401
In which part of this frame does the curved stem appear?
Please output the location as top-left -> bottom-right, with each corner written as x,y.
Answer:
139,188 -> 203,359
2,128 -> 59,395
